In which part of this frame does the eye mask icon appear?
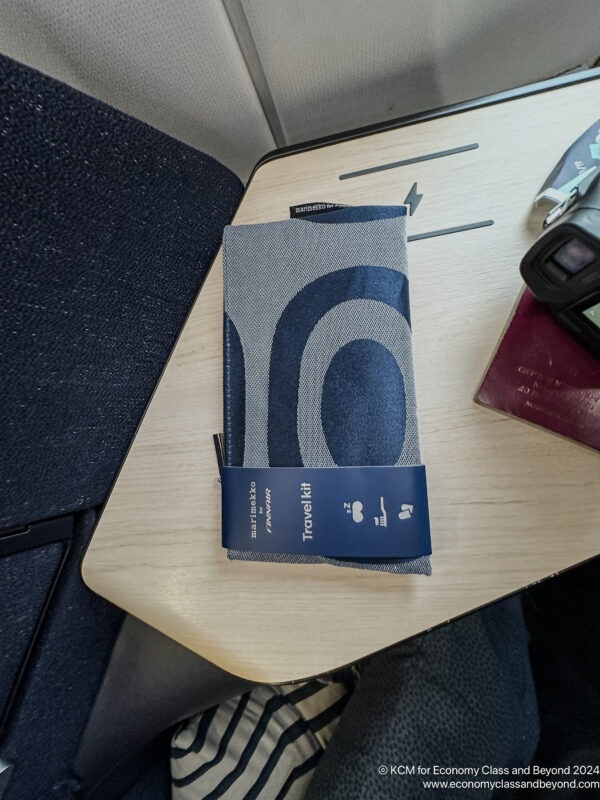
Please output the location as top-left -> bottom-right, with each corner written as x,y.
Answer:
351,501 -> 364,523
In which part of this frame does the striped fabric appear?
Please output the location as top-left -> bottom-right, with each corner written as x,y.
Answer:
171,677 -> 353,800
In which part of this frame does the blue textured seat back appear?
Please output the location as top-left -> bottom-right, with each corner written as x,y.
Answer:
0,54 -> 242,800
0,54 -> 242,530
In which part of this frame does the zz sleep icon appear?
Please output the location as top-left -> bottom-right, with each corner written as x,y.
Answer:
344,501 -> 364,523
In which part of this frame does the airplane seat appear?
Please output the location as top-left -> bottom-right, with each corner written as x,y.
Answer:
0,53 -> 243,800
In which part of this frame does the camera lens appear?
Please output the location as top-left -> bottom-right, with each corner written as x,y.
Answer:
552,238 -> 597,275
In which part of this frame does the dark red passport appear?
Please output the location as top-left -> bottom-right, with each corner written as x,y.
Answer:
476,289 -> 600,451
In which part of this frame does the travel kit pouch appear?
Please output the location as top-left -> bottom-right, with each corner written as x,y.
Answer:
222,205 -> 432,574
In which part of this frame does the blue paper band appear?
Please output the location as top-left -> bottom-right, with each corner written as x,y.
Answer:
221,465 -> 431,558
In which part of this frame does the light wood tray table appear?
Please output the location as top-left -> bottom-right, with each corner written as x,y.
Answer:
83,72 -> 600,683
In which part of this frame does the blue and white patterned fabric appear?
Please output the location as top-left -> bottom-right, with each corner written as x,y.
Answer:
223,206 -> 431,574
171,676 -> 353,800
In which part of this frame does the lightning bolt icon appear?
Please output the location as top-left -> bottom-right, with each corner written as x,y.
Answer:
404,182 -> 423,216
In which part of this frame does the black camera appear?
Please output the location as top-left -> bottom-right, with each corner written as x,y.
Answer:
520,169 -> 600,358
